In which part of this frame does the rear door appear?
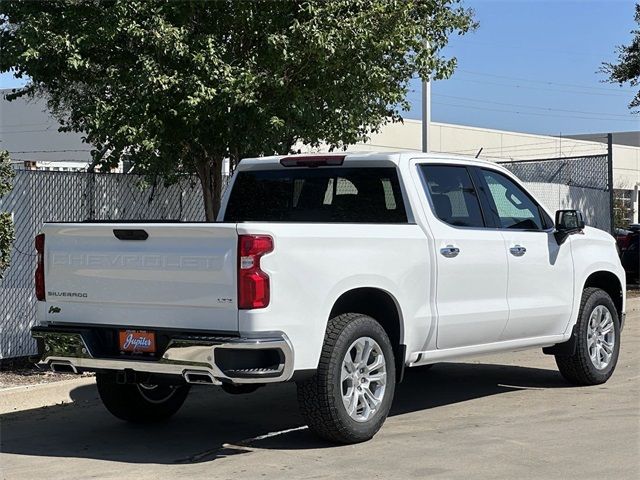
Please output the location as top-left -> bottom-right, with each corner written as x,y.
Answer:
42,223 -> 239,331
417,164 -> 509,349
475,168 -> 575,339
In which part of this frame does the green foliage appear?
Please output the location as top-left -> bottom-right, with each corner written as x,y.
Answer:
602,3 -> 640,111
613,193 -> 632,230
0,0 -> 476,219
0,150 -> 15,278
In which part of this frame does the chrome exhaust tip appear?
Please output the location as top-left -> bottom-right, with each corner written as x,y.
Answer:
183,370 -> 217,385
50,361 -> 78,374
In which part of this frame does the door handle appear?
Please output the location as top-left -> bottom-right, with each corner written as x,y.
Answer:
440,245 -> 460,258
509,245 -> 527,257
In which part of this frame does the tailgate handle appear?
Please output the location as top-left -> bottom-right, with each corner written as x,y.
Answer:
113,229 -> 149,241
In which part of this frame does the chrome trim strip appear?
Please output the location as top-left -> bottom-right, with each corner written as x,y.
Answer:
32,329 -> 294,385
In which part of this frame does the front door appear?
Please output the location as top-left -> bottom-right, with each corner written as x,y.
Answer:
417,164 -> 509,349
477,168 -> 575,340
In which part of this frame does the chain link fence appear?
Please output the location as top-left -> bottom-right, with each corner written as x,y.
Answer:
0,169 -> 216,359
499,154 -> 612,233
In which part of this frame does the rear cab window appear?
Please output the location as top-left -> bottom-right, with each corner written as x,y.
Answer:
224,167 -> 408,223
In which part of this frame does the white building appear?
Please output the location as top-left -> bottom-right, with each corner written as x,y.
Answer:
0,90 -> 90,171
345,119 -> 639,224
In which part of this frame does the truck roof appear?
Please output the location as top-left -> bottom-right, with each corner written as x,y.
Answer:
239,150 -> 499,168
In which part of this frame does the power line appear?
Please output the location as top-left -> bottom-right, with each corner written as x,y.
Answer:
0,122 -> 52,128
449,138 -> 605,154
457,70 -> 635,94
467,145 -> 607,159
450,144 -> 606,156
8,149 -> 91,154
11,158 -> 89,164
445,38 -> 609,60
431,101 -> 640,122
431,93 -> 635,118
450,140 -> 605,155
465,145 -> 605,156
430,94 -> 632,119
358,140 -> 605,158
449,139 -> 561,153
487,145 -> 606,156
0,127 -> 54,134
438,77 -> 636,98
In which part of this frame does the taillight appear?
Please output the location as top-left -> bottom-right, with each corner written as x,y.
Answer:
35,233 -> 45,301
238,235 -> 273,309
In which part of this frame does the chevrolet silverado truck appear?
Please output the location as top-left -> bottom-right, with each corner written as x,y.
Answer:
32,152 -> 626,443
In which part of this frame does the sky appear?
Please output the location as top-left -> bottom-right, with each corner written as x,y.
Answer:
405,0 -> 640,135
1,0 -> 639,136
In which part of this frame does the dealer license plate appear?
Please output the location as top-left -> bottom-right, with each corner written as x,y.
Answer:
119,330 -> 156,354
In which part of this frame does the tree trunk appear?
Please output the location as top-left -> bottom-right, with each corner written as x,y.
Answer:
212,155 -> 222,217
197,158 -> 222,222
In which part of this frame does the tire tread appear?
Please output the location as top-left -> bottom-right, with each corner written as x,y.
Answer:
555,287 -> 619,386
297,313 -> 394,443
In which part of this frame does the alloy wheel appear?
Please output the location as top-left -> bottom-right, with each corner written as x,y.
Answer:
587,305 -> 615,370
340,336 -> 387,422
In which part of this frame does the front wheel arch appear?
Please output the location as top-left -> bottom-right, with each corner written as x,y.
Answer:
582,271 -> 623,323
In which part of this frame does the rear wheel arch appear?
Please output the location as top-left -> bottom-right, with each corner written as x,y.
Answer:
329,287 -> 405,380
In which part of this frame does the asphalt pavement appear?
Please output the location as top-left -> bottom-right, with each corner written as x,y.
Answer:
1,303 -> 639,480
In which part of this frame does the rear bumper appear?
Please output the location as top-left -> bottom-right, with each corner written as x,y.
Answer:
31,326 -> 294,385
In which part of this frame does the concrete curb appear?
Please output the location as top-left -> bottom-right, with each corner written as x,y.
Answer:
0,376 -> 96,415
1,296 -> 638,416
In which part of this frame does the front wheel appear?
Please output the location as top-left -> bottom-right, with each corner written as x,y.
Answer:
555,288 -> 621,386
297,313 -> 396,444
96,373 -> 190,423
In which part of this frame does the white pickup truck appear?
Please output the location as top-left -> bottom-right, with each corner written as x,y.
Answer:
32,152 -> 625,443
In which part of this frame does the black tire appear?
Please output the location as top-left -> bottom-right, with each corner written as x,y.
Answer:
96,373 -> 190,423
555,288 -> 621,386
296,313 -> 396,444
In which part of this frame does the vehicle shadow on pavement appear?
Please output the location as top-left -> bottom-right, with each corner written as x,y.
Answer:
0,362 -> 571,464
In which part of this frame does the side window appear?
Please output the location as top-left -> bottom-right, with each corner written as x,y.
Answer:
480,169 -> 544,230
419,165 -> 485,228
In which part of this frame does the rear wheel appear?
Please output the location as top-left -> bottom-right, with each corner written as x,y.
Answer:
297,313 -> 396,444
555,288 -> 620,386
96,373 -> 190,423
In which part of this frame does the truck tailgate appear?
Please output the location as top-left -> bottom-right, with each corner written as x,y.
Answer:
41,223 -> 238,332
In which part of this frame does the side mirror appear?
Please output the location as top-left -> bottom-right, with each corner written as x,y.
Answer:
554,209 -> 585,244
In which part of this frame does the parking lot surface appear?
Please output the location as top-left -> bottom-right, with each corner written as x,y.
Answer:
1,306 -> 639,480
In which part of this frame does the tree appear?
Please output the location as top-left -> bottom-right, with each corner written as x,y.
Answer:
1,0 -> 476,220
0,150 -> 15,278
613,187 -> 634,230
602,3 -> 640,111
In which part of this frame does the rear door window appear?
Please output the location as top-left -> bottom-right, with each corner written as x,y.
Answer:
419,165 -> 485,228
224,167 -> 408,223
